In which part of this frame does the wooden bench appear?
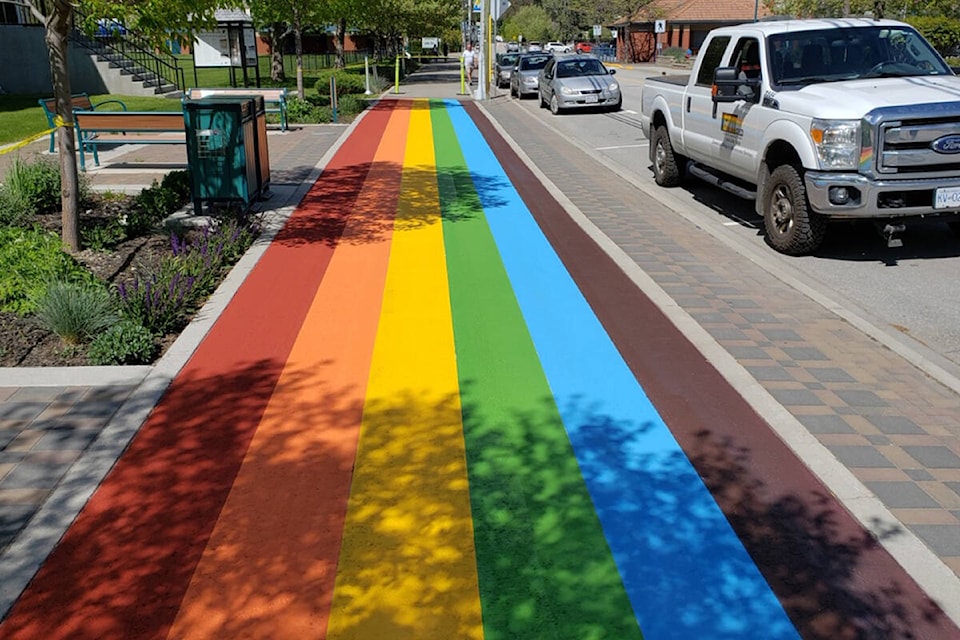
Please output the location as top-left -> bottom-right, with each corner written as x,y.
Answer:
73,111 -> 186,171
38,93 -> 128,153
184,87 -> 289,131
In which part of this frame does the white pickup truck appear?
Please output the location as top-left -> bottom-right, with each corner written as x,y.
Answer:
639,18 -> 960,254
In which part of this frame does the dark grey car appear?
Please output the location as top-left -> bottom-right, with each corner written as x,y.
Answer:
495,53 -> 519,88
510,53 -> 552,98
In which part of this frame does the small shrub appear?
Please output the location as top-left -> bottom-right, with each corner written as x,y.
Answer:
88,320 -> 158,365
662,46 -> 687,63
286,97 -> 325,123
161,170 -> 192,201
81,215 -> 127,251
33,281 -> 118,345
0,227 -> 97,314
1,156 -> 61,215
336,94 -> 370,117
314,69 -> 368,96
0,185 -> 33,227
125,179 -> 188,238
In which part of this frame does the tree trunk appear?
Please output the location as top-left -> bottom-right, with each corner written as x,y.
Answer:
295,26 -> 304,99
46,1 -> 80,252
269,22 -> 286,83
335,18 -> 346,69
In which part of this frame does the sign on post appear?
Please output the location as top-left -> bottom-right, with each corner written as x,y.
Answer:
654,20 -> 666,33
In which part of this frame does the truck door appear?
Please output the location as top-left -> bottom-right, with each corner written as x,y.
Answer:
679,35 -> 730,163
713,37 -> 770,181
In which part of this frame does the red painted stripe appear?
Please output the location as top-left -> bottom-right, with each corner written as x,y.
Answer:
0,102 -> 397,640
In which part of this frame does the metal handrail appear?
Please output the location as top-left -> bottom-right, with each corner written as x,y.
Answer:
70,11 -> 185,93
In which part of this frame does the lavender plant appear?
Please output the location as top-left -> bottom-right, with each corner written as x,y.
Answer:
116,217 -> 258,335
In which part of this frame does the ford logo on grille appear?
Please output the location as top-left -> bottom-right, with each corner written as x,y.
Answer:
932,135 -> 960,154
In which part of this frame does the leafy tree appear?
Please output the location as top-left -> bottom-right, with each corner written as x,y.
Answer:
501,5 -> 556,42
249,0 -> 323,97
764,0 -> 959,18
906,16 -> 960,55
19,0 -> 221,252
358,0 -> 461,54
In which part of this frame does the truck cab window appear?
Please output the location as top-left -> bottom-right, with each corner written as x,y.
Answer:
731,38 -> 762,79
695,36 -> 731,86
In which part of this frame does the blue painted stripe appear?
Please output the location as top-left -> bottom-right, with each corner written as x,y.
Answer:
443,100 -> 799,640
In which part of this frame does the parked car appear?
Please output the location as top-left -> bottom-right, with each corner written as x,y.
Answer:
545,41 -> 571,53
575,42 -> 592,53
527,41 -> 543,52
538,54 -> 621,113
495,53 -> 519,88
510,53 -> 552,98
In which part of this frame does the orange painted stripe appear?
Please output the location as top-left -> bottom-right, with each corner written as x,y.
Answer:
164,104 -> 411,639
0,103 -> 396,640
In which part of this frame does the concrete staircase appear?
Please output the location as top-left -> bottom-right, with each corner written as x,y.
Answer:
82,42 -> 181,97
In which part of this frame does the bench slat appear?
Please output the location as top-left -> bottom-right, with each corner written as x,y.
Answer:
75,112 -> 185,131
74,111 -> 187,171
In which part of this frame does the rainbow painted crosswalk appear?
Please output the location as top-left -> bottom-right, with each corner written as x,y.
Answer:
0,99 -> 799,640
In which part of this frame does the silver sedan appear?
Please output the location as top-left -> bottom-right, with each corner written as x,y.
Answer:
510,53 -> 552,98
537,55 -> 622,114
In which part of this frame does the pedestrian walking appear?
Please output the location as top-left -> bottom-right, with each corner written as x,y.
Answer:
462,42 -> 477,84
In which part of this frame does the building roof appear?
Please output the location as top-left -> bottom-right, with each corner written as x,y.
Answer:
625,0 -> 771,24
214,8 -> 252,23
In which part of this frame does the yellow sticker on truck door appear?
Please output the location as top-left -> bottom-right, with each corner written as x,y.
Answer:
721,112 -> 743,136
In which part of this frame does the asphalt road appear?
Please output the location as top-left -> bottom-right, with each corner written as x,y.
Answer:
502,63 -> 960,374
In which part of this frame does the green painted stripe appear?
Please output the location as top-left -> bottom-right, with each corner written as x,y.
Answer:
432,100 -> 642,640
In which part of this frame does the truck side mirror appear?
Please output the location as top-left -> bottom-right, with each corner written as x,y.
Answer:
712,66 -> 761,104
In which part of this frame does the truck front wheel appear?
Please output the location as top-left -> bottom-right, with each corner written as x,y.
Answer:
762,164 -> 826,255
652,125 -> 684,187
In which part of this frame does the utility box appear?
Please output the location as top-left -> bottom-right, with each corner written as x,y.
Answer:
183,96 -> 261,215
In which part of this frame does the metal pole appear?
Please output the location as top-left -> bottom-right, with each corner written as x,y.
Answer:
476,0 -> 487,99
364,56 -> 372,95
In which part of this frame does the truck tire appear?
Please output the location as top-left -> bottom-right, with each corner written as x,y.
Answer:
652,125 -> 683,187
762,164 -> 827,255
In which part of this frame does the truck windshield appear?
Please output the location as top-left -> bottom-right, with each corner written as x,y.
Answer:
769,26 -> 951,86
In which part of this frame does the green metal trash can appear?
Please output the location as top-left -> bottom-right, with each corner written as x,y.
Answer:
193,94 -> 271,196
183,96 -> 260,215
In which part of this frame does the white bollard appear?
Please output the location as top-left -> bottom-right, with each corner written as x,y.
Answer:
364,56 -> 372,95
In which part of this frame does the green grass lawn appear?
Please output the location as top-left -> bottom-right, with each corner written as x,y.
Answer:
0,94 -> 182,147
0,54 -> 393,147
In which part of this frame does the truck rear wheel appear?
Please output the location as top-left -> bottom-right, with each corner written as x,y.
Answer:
762,164 -> 827,255
652,125 -> 683,187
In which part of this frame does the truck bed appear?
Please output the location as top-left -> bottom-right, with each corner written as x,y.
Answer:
644,74 -> 690,87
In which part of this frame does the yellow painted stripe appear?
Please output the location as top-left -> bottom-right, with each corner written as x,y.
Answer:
327,99 -> 483,639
